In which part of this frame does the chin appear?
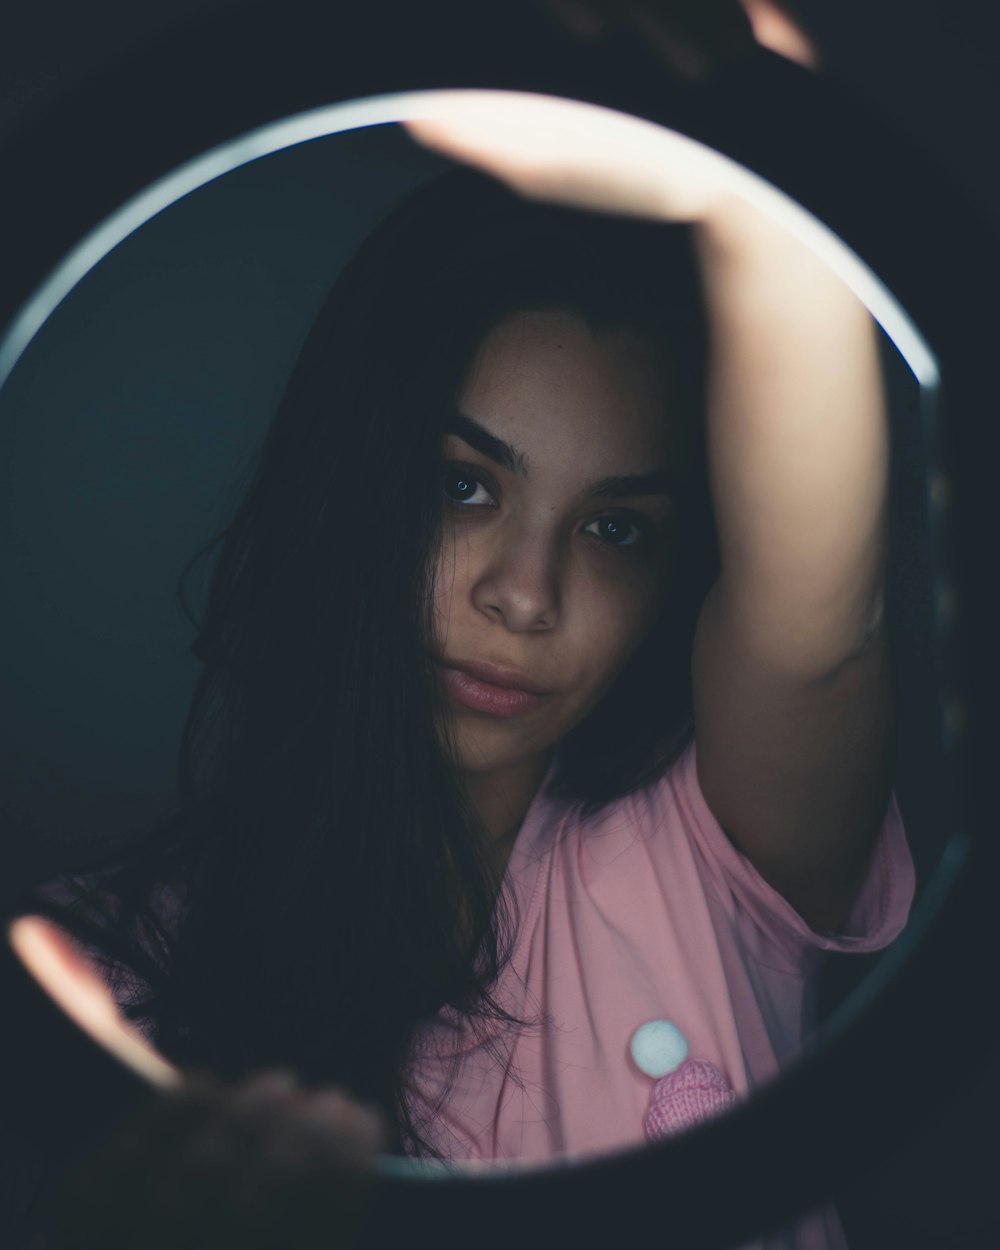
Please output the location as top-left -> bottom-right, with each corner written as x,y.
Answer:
448,720 -> 556,776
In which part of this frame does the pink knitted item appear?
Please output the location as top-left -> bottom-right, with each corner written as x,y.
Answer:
643,1057 -> 737,1141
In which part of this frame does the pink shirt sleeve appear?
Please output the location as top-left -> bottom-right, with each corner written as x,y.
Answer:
665,741 -> 916,977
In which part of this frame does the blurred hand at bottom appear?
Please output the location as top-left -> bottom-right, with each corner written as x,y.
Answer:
40,1070 -> 388,1250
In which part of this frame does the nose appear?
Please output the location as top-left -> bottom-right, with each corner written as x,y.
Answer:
470,523 -> 562,633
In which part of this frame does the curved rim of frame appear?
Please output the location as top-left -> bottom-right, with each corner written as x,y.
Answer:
0,4 -> 994,1247
0,89 -> 939,393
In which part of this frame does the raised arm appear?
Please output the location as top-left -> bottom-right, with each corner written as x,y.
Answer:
689,198 -> 894,932
403,94 -> 896,932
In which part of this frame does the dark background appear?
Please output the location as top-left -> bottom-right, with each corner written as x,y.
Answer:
1,2 -> 997,1247
2,0 -> 998,225
0,123 -> 451,887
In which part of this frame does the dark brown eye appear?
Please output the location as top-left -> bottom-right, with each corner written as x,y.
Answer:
585,515 -> 645,548
442,466 -> 494,507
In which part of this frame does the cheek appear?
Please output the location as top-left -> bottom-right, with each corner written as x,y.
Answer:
622,548 -> 675,640
598,560 -> 665,631
579,575 -> 663,680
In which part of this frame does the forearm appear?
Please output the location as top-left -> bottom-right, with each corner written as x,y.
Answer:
693,196 -> 889,675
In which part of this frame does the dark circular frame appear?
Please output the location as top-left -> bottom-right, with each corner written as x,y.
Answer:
0,2 -> 996,1247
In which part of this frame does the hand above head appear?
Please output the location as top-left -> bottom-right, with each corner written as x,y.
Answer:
404,94 -> 737,224
402,1 -> 817,226
402,0 -> 817,224
535,0 -> 815,73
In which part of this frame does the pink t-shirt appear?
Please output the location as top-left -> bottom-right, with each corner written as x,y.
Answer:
404,740 -> 914,1249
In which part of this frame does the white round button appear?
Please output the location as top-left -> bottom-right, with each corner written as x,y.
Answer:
629,1019 -> 688,1078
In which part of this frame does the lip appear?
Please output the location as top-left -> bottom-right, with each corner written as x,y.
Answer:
441,658 -> 551,695
434,657 -> 554,719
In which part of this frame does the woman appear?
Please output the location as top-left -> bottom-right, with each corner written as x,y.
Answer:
21,130 -> 912,1247
25,165 -> 716,1150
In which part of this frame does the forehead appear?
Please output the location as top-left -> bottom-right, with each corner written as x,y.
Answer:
455,310 -> 689,469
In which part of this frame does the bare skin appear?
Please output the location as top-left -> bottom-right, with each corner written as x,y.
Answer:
432,310 -> 688,875
411,97 -> 892,932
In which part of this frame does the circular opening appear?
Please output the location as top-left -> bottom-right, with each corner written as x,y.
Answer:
1,82 -> 966,1249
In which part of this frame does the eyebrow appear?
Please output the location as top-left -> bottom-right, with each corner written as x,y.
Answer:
446,411 -> 528,477
584,470 -> 681,500
444,411 -> 683,499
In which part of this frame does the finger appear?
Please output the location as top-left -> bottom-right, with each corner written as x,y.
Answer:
739,0 -> 819,69
238,1069 -> 301,1098
300,1088 -> 389,1157
536,0 -> 756,79
225,1073 -> 388,1165
620,0 -> 756,80
8,914 -> 181,1090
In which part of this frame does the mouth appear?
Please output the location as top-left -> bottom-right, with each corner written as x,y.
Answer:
441,657 -> 551,695
434,657 -> 553,719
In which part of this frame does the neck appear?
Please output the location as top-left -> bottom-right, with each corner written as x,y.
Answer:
458,749 -> 554,874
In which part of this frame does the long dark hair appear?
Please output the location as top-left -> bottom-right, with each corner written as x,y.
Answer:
19,163 -> 718,1158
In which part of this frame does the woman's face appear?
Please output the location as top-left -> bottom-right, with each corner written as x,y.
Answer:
432,308 -> 691,779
